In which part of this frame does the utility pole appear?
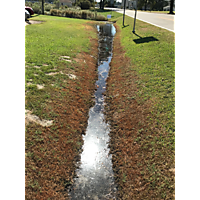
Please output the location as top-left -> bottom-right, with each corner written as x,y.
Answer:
132,0 -> 138,33
122,0 -> 126,26
169,0 -> 175,14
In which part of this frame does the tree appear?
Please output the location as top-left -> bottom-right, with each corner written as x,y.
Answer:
107,0 -> 115,7
100,0 -> 105,10
41,0 -> 44,15
38,0 -> 46,14
138,0 -> 169,11
138,0 -> 148,10
169,0 -> 175,14
77,0 -> 91,9
76,0 -> 94,8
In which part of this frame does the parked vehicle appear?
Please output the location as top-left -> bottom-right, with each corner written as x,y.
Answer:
25,9 -> 30,21
25,6 -> 34,15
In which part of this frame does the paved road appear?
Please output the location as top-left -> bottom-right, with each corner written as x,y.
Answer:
106,8 -> 175,32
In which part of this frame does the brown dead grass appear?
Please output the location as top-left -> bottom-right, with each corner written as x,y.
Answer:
25,25 -> 98,199
105,24 -> 175,199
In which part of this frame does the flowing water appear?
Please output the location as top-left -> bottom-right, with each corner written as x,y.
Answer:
69,23 -> 117,200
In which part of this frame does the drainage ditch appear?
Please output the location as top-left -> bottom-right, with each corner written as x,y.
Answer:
69,23 -> 117,200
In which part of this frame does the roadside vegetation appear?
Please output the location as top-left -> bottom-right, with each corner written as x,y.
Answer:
25,15 -> 99,199
105,15 -> 175,199
25,1 -> 107,20
93,8 -> 122,21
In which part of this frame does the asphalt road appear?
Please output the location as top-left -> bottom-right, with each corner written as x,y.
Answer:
106,8 -> 175,32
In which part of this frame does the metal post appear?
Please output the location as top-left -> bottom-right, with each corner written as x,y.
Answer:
123,0 -> 126,26
132,0 -> 138,33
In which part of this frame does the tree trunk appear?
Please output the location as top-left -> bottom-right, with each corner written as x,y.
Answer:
42,0 -> 44,15
169,0 -> 175,14
102,0 -> 105,10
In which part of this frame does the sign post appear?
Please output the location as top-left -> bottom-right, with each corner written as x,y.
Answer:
123,0 -> 126,26
132,0 -> 138,33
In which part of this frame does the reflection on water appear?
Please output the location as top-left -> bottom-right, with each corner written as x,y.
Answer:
69,23 -> 117,200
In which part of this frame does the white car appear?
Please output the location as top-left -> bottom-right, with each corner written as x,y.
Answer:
25,9 -> 30,21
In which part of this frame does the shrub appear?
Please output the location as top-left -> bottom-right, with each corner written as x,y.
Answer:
74,6 -> 81,10
54,0 -> 60,9
65,10 -> 73,18
81,11 -> 88,19
44,11 -> 51,15
86,11 -> 94,19
57,10 -> 62,16
89,7 -> 95,11
32,3 -> 42,14
77,0 -> 91,9
96,15 -> 107,21
62,10 -> 66,17
25,2 -> 33,7
74,11 -> 82,18
83,1 -> 91,9
59,5 -> 66,10
50,9 -> 58,16
45,4 -> 52,12
48,8 -> 106,21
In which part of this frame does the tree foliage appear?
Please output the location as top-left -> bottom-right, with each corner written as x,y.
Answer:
76,0 -> 94,9
138,0 -> 168,11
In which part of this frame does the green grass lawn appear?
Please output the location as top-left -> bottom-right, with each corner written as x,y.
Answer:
94,8 -> 123,21
25,15 -> 96,117
118,15 -> 175,135
26,16 -> 91,65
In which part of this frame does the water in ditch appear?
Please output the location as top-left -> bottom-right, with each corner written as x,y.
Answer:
68,23 -> 117,200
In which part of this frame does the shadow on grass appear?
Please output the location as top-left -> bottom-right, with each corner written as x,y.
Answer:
133,32 -> 159,44
95,9 -> 112,12
122,24 -> 129,28
30,14 -> 40,18
167,12 -> 175,15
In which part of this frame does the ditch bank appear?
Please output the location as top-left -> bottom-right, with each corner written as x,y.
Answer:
25,24 -> 99,200
105,24 -> 175,199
